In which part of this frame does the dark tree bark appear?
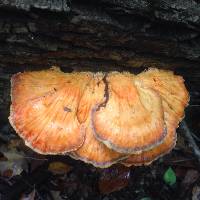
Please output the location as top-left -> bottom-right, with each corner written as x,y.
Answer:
0,0 -> 200,123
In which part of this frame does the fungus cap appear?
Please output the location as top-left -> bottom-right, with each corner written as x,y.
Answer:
122,100 -> 178,166
92,72 -> 166,154
9,67 -> 189,168
135,68 -> 189,119
122,69 -> 189,166
9,68 -> 92,154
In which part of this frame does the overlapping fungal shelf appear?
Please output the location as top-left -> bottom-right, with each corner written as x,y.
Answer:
9,67 -> 189,168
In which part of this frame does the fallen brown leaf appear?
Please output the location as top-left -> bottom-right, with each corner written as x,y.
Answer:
98,165 -> 130,194
0,146 -> 28,177
48,162 -> 72,175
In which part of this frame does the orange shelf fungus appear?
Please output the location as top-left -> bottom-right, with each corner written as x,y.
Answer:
122,101 -> 178,166
122,69 -> 189,166
9,67 -> 189,168
135,68 -> 189,119
92,72 -> 166,154
9,67 -> 92,154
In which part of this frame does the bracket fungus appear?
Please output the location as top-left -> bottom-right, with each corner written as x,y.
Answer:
92,72 -> 166,154
9,67 -> 189,168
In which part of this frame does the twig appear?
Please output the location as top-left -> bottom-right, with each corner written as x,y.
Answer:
192,132 -> 200,142
179,120 -> 200,163
23,156 -> 48,161
168,158 -> 196,163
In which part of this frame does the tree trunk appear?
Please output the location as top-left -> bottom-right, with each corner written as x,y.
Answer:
0,0 -> 200,123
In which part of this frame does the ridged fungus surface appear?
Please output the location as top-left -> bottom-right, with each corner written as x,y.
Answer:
9,67 -> 189,168
92,72 -> 166,154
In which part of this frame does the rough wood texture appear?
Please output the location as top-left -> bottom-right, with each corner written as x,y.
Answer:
0,0 -> 200,123
1,0 -> 200,69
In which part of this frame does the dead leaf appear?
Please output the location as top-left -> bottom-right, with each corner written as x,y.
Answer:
182,170 -> 199,188
2,169 -> 13,178
192,186 -> 200,200
0,146 -> 28,177
20,189 -> 36,200
98,165 -> 130,194
48,162 -> 72,175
